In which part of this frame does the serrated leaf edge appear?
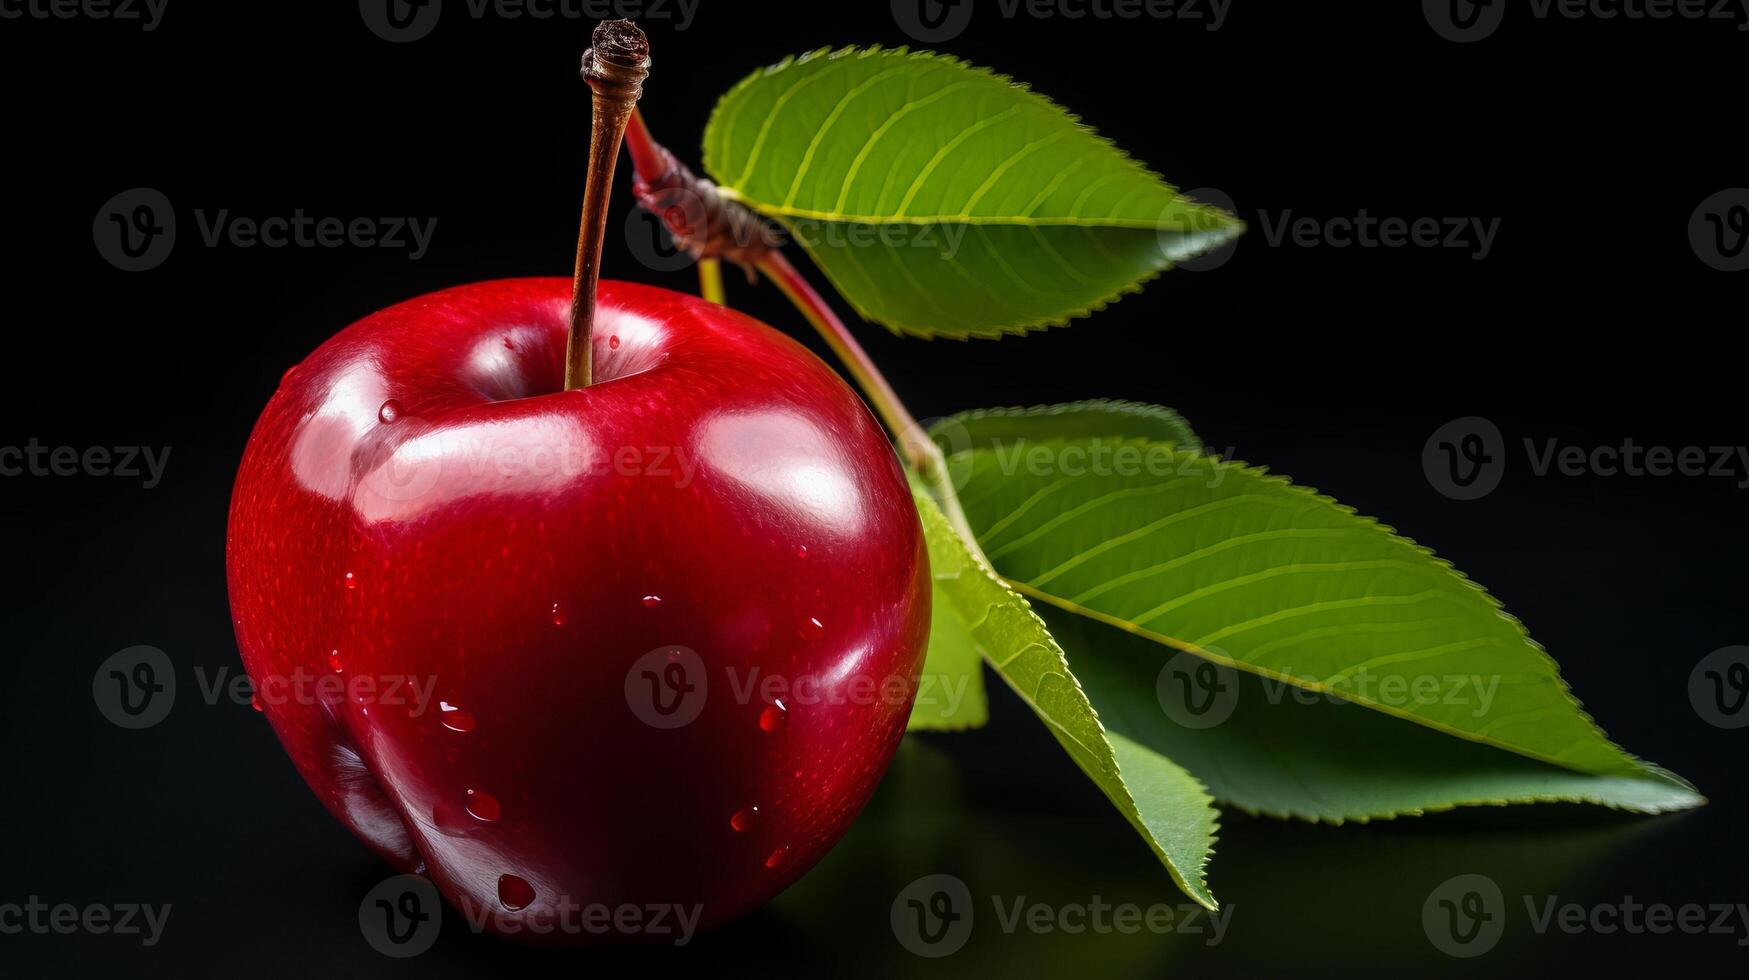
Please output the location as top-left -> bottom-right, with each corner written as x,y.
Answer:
704,46 -> 1242,231
982,445 -> 1698,794
913,487 -> 1222,908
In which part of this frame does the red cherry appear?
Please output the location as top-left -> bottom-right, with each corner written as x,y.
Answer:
226,278 -> 929,942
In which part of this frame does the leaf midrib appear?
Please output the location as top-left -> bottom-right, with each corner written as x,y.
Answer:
1002,577 -> 1650,780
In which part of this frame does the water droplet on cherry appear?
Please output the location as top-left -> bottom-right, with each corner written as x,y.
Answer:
498,873 -> 536,911
439,701 -> 476,733
550,602 -> 567,626
280,365 -> 298,386
731,806 -> 759,832
327,650 -> 344,672
795,545 -> 808,559
608,334 -> 621,350
465,789 -> 501,822
642,595 -> 662,608
764,846 -> 790,868
798,616 -> 824,640
759,700 -> 788,733
250,694 -> 264,712
378,400 -> 401,424
343,571 -> 357,590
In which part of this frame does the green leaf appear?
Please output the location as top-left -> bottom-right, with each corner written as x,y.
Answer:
1046,608 -> 1704,821
703,47 -> 1240,339
943,432 -> 1698,799
907,588 -> 989,732
911,483 -> 1221,907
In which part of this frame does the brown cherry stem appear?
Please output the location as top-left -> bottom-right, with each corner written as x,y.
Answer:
565,19 -> 650,391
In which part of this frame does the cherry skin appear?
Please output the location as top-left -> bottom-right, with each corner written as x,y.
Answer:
227,278 -> 930,943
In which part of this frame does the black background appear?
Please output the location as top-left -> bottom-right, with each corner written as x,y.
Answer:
2,0 -> 1744,976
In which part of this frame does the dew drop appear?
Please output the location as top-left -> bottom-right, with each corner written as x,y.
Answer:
280,365 -> 298,387
498,873 -> 536,912
327,650 -> 344,672
439,701 -> 476,733
608,334 -> 621,350
250,694 -> 264,712
795,545 -> 808,559
550,602 -> 567,626
378,399 -> 401,424
343,571 -> 357,590
502,336 -> 516,350
730,806 -> 759,833
758,700 -> 788,733
465,789 -> 502,822
641,594 -> 663,609
764,846 -> 790,869
798,616 -> 825,641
